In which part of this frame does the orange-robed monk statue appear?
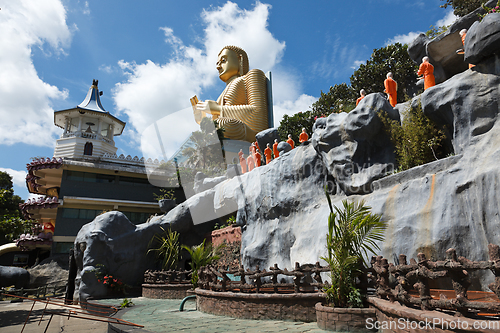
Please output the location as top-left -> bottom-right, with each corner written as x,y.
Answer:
287,134 -> 295,149
417,56 -> 435,91
273,139 -> 279,158
247,146 -> 255,172
264,143 -> 272,164
238,149 -> 247,174
384,72 -> 397,107
299,128 -> 309,144
191,45 -> 269,143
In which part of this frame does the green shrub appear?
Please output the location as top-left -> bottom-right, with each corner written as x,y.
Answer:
379,99 -> 448,171
148,227 -> 181,270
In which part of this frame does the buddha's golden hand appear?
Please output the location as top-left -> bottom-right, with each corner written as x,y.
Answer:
196,100 -> 221,116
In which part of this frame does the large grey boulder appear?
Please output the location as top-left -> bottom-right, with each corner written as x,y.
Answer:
408,1 -> 496,83
256,127 -> 280,153
277,141 -> 292,154
0,266 -> 30,289
312,93 -> 399,195
28,260 -> 68,288
465,13 -> 500,64
421,54 -> 500,154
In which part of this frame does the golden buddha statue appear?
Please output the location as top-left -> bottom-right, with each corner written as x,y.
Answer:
191,45 -> 268,143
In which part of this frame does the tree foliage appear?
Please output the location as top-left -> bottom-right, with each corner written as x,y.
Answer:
311,83 -> 357,116
0,171 -> 32,245
425,25 -> 452,39
440,0 -> 483,17
350,43 -> 418,105
277,111 -> 316,143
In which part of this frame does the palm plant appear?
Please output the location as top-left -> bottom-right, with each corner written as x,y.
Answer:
181,239 -> 224,288
321,191 -> 386,308
147,227 -> 180,270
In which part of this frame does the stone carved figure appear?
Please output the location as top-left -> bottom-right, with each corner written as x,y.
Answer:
384,72 -> 397,107
192,46 -> 268,143
417,56 -> 436,90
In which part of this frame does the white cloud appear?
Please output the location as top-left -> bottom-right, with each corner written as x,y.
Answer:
83,1 -> 90,15
0,168 -> 27,188
385,10 -> 458,46
99,64 -> 113,74
436,10 -> 458,27
385,31 -> 424,46
0,0 -> 71,147
273,94 -> 317,127
351,60 -> 364,69
113,1 -> 296,158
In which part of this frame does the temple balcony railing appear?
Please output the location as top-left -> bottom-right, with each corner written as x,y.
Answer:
61,131 -> 113,144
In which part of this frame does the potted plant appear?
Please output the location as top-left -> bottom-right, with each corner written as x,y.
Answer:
316,191 -> 386,332
154,189 -> 176,213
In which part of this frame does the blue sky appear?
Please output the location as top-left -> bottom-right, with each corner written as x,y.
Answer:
0,0 -> 456,200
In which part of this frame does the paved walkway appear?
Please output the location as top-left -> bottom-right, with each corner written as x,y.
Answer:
0,297 -> 327,333
101,297 -> 327,333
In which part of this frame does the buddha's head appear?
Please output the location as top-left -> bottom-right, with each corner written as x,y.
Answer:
217,46 -> 249,82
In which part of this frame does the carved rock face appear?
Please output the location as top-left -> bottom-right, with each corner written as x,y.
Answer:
311,93 -> 399,195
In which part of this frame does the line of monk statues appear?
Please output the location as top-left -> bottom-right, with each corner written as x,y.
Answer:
237,128 -> 309,174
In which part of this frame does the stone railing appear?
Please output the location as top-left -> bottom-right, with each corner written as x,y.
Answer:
198,262 -> 331,293
370,244 -> 500,316
101,153 -> 165,166
143,269 -> 192,285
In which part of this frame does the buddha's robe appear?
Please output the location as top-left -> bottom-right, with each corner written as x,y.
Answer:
214,69 -> 268,142
287,138 -> 295,149
417,62 -> 436,90
384,78 -> 397,107
356,96 -> 364,106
